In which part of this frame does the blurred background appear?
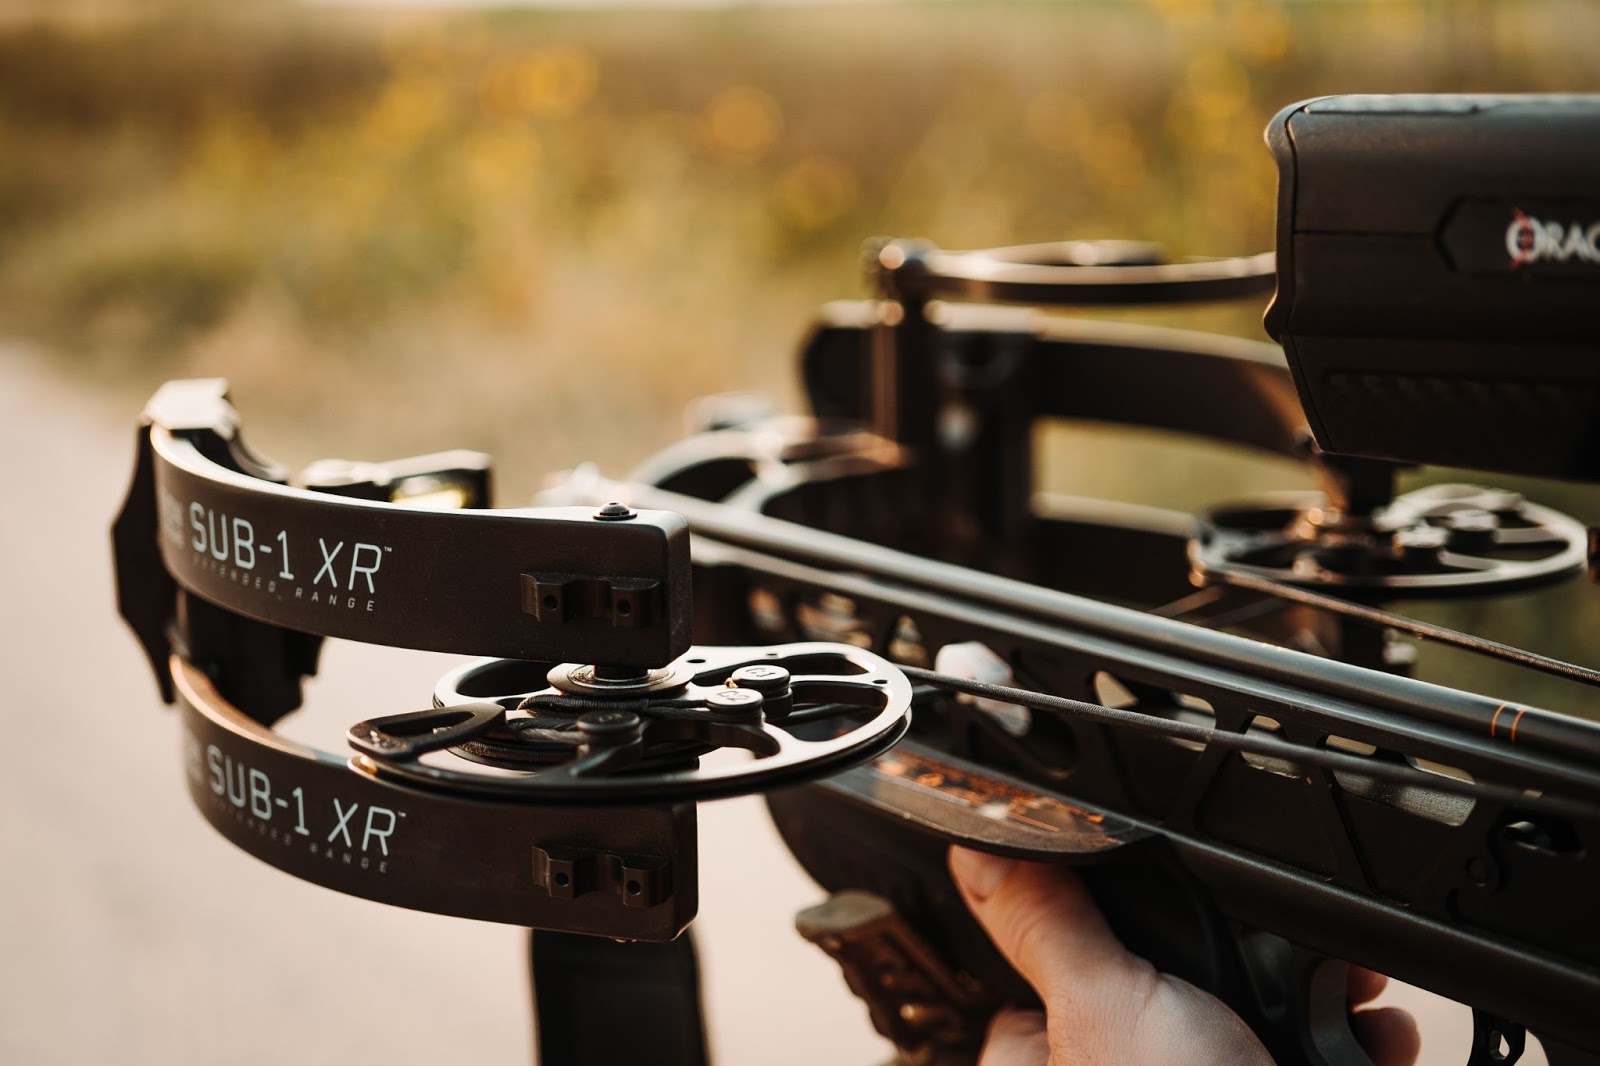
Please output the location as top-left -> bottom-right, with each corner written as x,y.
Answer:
4,0 -> 1596,488
3,1 -> 1599,1064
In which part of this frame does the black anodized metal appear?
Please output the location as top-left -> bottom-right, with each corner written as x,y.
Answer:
172,657 -> 698,941
635,484 -> 1600,763
658,513 -> 1600,1058
143,379 -> 691,669
1265,94 -> 1600,481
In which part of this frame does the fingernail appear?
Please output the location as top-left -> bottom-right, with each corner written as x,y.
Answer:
949,846 -> 1016,901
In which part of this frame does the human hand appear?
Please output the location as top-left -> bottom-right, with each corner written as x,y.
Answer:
948,847 -> 1421,1066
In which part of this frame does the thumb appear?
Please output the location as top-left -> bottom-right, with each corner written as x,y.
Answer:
950,847 -> 1275,1066
978,1009 -> 1049,1066
948,846 -> 1143,1008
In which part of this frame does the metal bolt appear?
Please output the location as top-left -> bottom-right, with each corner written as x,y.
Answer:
577,709 -> 643,745
704,687 -> 765,720
1445,509 -> 1499,553
1392,525 -> 1449,559
730,663 -> 791,693
593,502 -> 637,522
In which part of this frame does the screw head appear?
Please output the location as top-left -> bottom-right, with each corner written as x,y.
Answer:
593,502 -> 637,522
705,687 -> 765,720
1445,508 -> 1499,553
730,664 -> 791,693
577,709 -> 643,744
1446,509 -> 1498,533
1392,525 -> 1449,557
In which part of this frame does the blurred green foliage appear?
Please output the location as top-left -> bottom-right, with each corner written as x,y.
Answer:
4,0 -> 1600,708
4,1 -> 1598,467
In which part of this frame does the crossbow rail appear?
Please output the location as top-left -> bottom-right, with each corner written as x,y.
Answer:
577,233 -> 1600,1065
113,222 -> 1600,1066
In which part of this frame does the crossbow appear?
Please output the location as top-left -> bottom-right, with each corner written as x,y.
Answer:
113,96 -> 1600,1065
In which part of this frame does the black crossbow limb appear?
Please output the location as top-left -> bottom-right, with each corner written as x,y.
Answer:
114,95 -> 1600,1066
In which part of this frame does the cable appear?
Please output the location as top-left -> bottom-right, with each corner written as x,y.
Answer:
1204,569 -> 1600,690
900,665 -> 1600,821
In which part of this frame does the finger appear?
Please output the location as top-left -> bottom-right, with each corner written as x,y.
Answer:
948,846 -> 1140,1006
1350,1007 -> 1422,1066
1347,966 -> 1389,1006
978,1008 -> 1050,1066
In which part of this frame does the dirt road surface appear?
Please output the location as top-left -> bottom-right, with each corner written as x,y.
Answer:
0,348 -> 1540,1065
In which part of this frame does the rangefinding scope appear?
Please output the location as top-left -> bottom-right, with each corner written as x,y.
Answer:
1265,94 -> 1600,481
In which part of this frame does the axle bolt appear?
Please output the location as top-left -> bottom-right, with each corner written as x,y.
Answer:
1445,509 -> 1499,553
730,664 -> 791,693
1392,525 -> 1448,560
577,709 -> 643,746
705,687 -> 765,721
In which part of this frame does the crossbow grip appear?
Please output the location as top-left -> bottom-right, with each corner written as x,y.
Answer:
1086,854 -> 1374,1066
773,787 -> 1380,1066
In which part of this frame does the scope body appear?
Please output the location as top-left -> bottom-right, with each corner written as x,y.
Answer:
1266,94 -> 1600,481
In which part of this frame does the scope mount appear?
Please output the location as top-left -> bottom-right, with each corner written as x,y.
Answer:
867,237 -> 1277,307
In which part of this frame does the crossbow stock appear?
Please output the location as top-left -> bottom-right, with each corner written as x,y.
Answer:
113,95 -> 1600,1065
